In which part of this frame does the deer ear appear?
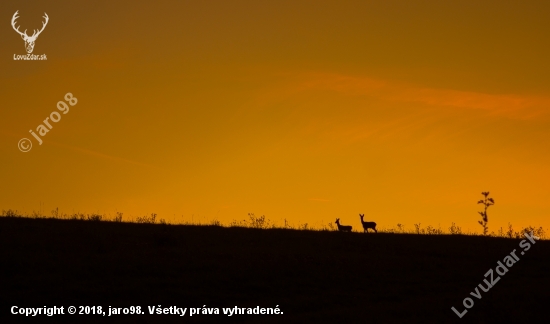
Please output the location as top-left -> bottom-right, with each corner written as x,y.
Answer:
21,34 -> 26,40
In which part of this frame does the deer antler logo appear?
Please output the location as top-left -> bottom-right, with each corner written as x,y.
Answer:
11,10 -> 49,54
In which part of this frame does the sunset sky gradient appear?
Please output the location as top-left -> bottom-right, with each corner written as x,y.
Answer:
2,1 -> 549,232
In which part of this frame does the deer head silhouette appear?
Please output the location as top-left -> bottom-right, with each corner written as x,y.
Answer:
12,11 -> 49,54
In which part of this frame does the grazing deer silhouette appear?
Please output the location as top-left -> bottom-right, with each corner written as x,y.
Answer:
335,218 -> 352,232
359,214 -> 377,233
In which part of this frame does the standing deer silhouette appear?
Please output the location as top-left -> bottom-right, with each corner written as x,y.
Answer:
359,214 -> 377,233
335,218 -> 352,232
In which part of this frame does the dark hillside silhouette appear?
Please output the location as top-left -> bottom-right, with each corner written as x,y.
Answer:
1,217 -> 548,323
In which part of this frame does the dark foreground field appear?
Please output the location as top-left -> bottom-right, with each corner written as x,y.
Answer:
1,217 -> 548,323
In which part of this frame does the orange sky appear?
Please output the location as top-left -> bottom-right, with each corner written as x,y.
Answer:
1,1 -> 549,233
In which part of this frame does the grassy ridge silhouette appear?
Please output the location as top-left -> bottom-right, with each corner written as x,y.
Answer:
1,209 -> 547,240
1,213 -> 548,322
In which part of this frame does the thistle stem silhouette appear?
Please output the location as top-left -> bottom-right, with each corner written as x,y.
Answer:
477,192 -> 495,235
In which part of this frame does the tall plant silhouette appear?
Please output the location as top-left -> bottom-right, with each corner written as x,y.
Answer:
477,192 -> 494,235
